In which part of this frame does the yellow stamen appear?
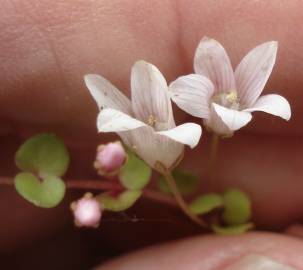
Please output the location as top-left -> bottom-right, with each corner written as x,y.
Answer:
147,115 -> 156,127
226,90 -> 238,103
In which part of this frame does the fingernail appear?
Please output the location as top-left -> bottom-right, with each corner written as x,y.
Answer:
225,254 -> 295,270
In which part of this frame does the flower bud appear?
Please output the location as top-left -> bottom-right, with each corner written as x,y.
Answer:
71,193 -> 102,228
94,141 -> 127,176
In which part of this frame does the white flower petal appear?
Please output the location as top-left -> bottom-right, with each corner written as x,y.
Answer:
129,127 -> 184,170
169,74 -> 214,118
157,123 -> 202,149
131,60 -> 175,130
212,103 -> 252,131
203,107 -> 230,136
194,37 -> 235,93
97,108 -> 146,132
235,41 -> 278,108
243,94 -> 291,120
117,131 -> 133,149
84,74 -> 132,114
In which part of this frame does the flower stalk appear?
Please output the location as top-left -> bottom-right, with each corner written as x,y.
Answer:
0,176 -> 177,208
207,133 -> 220,178
1,174 -> 206,226
164,171 -> 207,227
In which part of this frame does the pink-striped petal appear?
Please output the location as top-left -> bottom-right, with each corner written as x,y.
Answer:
243,94 -> 291,120
131,61 -> 175,131
194,37 -> 235,93
169,74 -> 214,118
129,127 -> 184,170
235,41 -> 278,108
84,74 -> 132,114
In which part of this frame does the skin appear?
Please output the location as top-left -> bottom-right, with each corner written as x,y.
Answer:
1,0 -> 303,268
98,233 -> 303,270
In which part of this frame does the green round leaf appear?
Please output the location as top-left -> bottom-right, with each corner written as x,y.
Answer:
189,193 -> 223,215
119,151 -> 151,190
15,133 -> 70,178
97,190 -> 142,212
158,170 -> 198,196
222,188 -> 252,226
15,172 -> 66,208
212,223 -> 254,235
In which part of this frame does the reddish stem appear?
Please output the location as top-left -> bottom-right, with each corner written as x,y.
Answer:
0,176 -> 176,207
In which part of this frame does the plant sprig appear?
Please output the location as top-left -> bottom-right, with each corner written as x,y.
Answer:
2,132 -> 254,234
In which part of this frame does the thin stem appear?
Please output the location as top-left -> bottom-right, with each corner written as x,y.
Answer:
0,176 -> 176,207
164,172 -> 207,227
143,189 -> 176,207
66,179 -> 121,191
207,133 -> 220,178
0,177 -> 12,185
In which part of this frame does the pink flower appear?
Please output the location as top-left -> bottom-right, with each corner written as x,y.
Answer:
169,37 -> 291,136
84,61 -> 202,171
71,193 -> 102,228
94,141 -> 127,176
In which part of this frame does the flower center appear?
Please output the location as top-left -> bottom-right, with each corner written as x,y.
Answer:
147,115 -> 156,127
211,90 -> 240,110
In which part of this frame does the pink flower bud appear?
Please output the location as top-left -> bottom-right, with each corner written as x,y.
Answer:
71,193 -> 102,228
94,141 -> 127,176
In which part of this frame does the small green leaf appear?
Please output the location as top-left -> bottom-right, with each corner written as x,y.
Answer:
222,188 -> 252,226
119,151 -> 151,190
15,133 -> 69,178
189,193 -> 223,215
212,223 -> 254,235
15,172 -> 66,208
97,190 -> 142,212
158,170 -> 198,196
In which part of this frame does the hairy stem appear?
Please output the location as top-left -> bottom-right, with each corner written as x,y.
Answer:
164,172 -> 207,227
0,177 -> 176,207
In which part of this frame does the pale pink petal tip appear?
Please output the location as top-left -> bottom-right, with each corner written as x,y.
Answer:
84,74 -> 132,114
94,141 -> 127,176
194,36 -> 235,93
72,194 -> 102,228
157,123 -> 202,148
212,103 -> 252,132
235,41 -> 278,107
97,108 -> 146,133
244,94 -> 291,121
